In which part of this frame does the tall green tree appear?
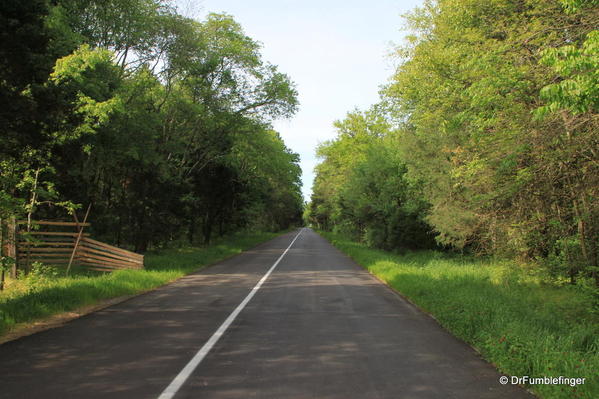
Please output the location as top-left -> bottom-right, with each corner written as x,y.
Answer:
310,108 -> 434,250
1,1 -> 302,256
380,0 -> 598,282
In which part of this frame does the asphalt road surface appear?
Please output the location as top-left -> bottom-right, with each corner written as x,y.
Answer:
0,228 -> 532,398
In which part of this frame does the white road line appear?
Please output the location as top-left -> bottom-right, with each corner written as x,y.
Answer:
157,228 -> 304,399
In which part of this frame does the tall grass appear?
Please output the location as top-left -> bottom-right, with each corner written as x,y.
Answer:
0,230 -> 280,337
322,231 -> 598,399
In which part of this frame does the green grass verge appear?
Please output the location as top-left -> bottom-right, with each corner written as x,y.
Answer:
321,231 -> 598,399
0,230 -> 282,338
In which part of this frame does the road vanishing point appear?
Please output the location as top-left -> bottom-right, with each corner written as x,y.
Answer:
0,228 -> 532,398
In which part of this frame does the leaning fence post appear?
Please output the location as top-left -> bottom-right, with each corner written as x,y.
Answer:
66,204 -> 91,276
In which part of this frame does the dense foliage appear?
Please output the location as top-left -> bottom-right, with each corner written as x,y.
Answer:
308,108 -> 436,250
308,0 -> 598,287
1,0 -> 303,254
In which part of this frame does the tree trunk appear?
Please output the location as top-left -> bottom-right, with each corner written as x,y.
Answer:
188,212 -> 196,244
23,169 -> 40,275
1,217 -> 17,278
0,220 -> 4,290
218,217 -> 224,237
134,211 -> 149,253
202,211 -> 213,245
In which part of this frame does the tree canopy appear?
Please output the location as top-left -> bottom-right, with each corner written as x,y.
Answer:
1,0 -> 303,253
309,0 -> 598,286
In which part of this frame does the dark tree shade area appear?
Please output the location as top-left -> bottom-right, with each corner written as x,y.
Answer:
1,0 -> 303,251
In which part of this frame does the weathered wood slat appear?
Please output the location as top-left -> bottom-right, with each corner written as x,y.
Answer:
76,251 -> 139,265
18,252 -> 72,258
15,247 -> 73,253
79,247 -> 142,265
17,221 -> 91,227
78,246 -> 143,264
80,237 -> 140,255
77,255 -> 140,269
80,238 -> 143,260
18,258 -> 70,264
18,241 -> 75,247
79,262 -> 129,270
77,250 -> 140,265
79,241 -> 142,261
78,245 -> 143,264
78,259 -> 135,270
25,232 -> 90,237
79,260 -> 121,269
19,237 -> 76,243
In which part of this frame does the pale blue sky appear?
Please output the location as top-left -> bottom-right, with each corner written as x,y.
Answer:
181,0 -> 423,200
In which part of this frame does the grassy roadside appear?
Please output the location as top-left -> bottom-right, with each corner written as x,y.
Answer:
0,230 -> 283,338
321,231 -> 598,399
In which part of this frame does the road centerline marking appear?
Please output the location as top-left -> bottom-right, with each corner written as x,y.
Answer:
157,228 -> 304,399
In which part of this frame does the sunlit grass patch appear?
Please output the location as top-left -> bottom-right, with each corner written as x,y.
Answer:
321,231 -> 599,399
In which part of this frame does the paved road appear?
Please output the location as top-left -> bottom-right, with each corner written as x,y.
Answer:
0,228 -> 531,398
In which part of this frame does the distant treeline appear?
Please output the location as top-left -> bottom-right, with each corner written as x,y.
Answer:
1,0 -> 303,251
307,0 -> 598,286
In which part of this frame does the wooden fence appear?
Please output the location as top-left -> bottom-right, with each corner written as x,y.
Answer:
77,237 -> 143,271
16,221 -> 143,272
